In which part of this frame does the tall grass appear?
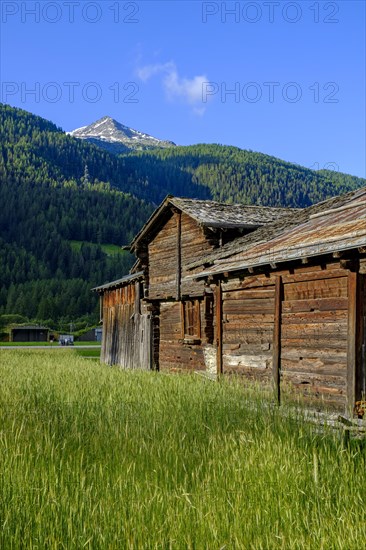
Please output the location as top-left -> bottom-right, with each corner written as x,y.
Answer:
0,350 -> 365,549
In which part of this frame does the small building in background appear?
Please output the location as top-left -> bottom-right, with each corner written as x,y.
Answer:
59,334 -> 74,346
10,325 -> 50,342
75,328 -> 103,342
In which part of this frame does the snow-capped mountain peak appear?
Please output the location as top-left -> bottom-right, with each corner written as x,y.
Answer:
68,116 -> 176,153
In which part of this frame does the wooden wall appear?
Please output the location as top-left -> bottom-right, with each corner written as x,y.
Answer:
101,282 -> 151,370
219,262 -> 352,409
99,195 -> 365,410
180,213 -> 217,297
98,254 -> 365,412
360,270 -> 366,402
148,213 -> 177,300
158,298 -> 214,372
221,274 -> 275,383
148,211 -> 217,300
280,264 -> 348,408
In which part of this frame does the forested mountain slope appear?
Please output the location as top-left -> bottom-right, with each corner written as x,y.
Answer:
0,103 -> 364,327
0,103 -> 207,204
122,145 -> 365,207
0,104 -> 153,326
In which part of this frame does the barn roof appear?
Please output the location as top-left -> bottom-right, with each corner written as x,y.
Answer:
191,186 -> 366,278
92,271 -> 144,293
129,195 -> 294,251
11,325 -> 49,331
170,197 -> 292,228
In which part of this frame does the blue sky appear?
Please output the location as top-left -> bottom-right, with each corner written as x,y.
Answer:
1,0 -> 365,177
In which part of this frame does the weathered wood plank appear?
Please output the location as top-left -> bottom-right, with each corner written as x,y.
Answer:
281,348 -> 347,361
223,300 -> 275,314
281,359 -> 346,377
282,310 -> 348,324
347,271 -> 357,410
221,263 -> 346,292
216,282 -> 223,376
281,321 -> 347,336
281,338 -> 347,349
225,313 -> 275,323
357,275 -> 365,401
176,211 -> 181,300
284,277 -> 347,300
282,297 -> 348,313
282,372 -> 346,393
224,289 -> 275,300
222,276 -> 276,291
281,268 -> 347,284
272,275 -> 282,404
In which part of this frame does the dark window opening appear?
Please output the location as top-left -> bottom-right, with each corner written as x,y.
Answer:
182,300 -> 201,340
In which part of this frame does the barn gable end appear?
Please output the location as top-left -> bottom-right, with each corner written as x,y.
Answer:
95,196 -> 289,372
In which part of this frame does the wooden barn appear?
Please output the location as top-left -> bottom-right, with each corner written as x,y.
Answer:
191,186 -> 366,412
94,196 -> 290,372
94,188 -> 366,413
10,325 -> 50,342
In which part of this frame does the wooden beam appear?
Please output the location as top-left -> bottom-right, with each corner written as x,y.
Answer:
176,211 -> 182,301
151,302 -> 160,371
216,281 -> 223,377
272,275 -> 283,405
196,299 -> 201,339
356,275 -> 365,404
134,281 -> 141,315
99,295 -> 103,323
149,314 -> 154,371
180,301 -> 185,339
347,271 -> 359,413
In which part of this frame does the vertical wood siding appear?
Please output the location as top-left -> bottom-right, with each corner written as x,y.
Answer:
101,283 -> 151,370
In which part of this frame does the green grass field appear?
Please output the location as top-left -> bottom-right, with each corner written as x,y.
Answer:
69,240 -> 125,256
1,350 -> 365,548
74,348 -> 101,359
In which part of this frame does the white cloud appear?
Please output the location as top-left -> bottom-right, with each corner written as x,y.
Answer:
136,61 -> 209,114
136,62 -> 175,82
163,70 -> 208,104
